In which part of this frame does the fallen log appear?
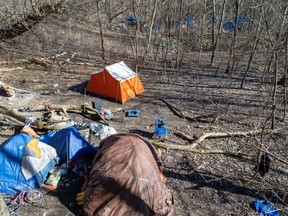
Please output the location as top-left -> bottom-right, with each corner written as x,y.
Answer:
0,104 -> 65,130
0,104 -> 108,130
0,81 -> 32,93
151,141 -> 253,157
161,99 -> 221,123
47,103 -> 108,125
152,128 -> 283,152
0,85 -> 15,97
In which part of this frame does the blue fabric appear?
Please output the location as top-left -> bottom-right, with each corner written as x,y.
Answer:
183,17 -> 193,26
253,200 -> 280,216
127,15 -> 143,22
0,133 -> 59,194
223,21 -> 234,31
39,126 -> 96,163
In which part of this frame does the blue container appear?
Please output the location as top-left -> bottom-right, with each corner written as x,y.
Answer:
92,99 -> 102,111
126,109 -> 140,117
155,114 -> 168,138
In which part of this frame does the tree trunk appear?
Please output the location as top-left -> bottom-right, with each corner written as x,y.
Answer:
143,0 -> 158,63
175,0 -> 183,69
210,0 -> 226,67
96,0 -> 105,62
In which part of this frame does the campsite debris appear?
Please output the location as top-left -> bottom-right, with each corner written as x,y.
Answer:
82,133 -> 174,216
0,103 -> 108,130
0,85 -> 15,97
76,121 -> 117,141
0,132 -> 59,195
46,103 -> 109,125
91,99 -> 102,111
253,200 -> 279,216
45,172 -> 61,187
0,81 -> 31,93
101,109 -> 113,120
2,189 -> 45,215
125,109 -> 140,117
256,153 -> 271,177
154,112 -> 168,139
76,192 -> 84,206
24,116 -> 37,127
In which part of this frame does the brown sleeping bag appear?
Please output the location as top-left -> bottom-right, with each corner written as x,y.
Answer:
83,133 -> 174,216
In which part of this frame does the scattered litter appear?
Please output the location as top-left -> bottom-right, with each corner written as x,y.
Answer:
101,109 -> 114,120
76,121 -> 117,141
24,116 -> 37,127
76,192 -> 84,206
25,190 -> 44,204
257,153 -> 271,177
45,172 -> 61,187
98,125 -> 117,140
253,200 -> 279,216
2,189 -> 45,215
154,113 -> 168,139
126,109 -> 140,117
92,99 -> 102,111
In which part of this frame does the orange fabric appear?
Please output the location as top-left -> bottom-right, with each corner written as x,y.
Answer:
21,127 -> 40,139
26,139 -> 41,158
87,69 -> 145,104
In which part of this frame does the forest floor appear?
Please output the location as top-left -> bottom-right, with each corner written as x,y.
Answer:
0,9 -> 288,216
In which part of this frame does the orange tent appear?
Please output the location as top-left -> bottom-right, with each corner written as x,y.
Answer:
86,61 -> 145,104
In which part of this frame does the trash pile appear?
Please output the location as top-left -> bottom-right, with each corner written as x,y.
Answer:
0,97 -> 119,215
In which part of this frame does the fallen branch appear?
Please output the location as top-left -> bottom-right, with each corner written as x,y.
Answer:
0,81 -> 32,93
152,141 -> 254,157
0,85 -> 15,97
161,99 -> 221,123
0,103 -> 109,130
173,129 -> 195,142
152,128 -> 283,151
47,103 -> 109,125
0,104 -> 66,130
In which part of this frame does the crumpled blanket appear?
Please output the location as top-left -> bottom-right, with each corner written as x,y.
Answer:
83,133 -> 174,216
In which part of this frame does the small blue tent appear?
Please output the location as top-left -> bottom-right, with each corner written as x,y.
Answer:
0,133 -> 59,194
127,15 -> 144,26
224,16 -> 253,31
39,126 -> 96,167
127,15 -> 142,22
183,16 -> 193,26
223,21 -> 234,31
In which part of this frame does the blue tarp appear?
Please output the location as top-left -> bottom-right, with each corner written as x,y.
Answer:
0,133 -> 59,194
183,16 -> 193,26
39,126 -> 96,164
253,200 -> 280,216
127,15 -> 143,22
223,21 -> 234,31
224,16 -> 253,31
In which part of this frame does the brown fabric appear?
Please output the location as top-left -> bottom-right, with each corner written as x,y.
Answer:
83,133 -> 174,216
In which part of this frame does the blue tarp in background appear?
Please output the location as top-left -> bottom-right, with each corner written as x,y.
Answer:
183,16 -> 193,26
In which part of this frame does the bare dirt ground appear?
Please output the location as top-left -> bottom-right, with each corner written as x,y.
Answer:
0,10 -> 288,216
